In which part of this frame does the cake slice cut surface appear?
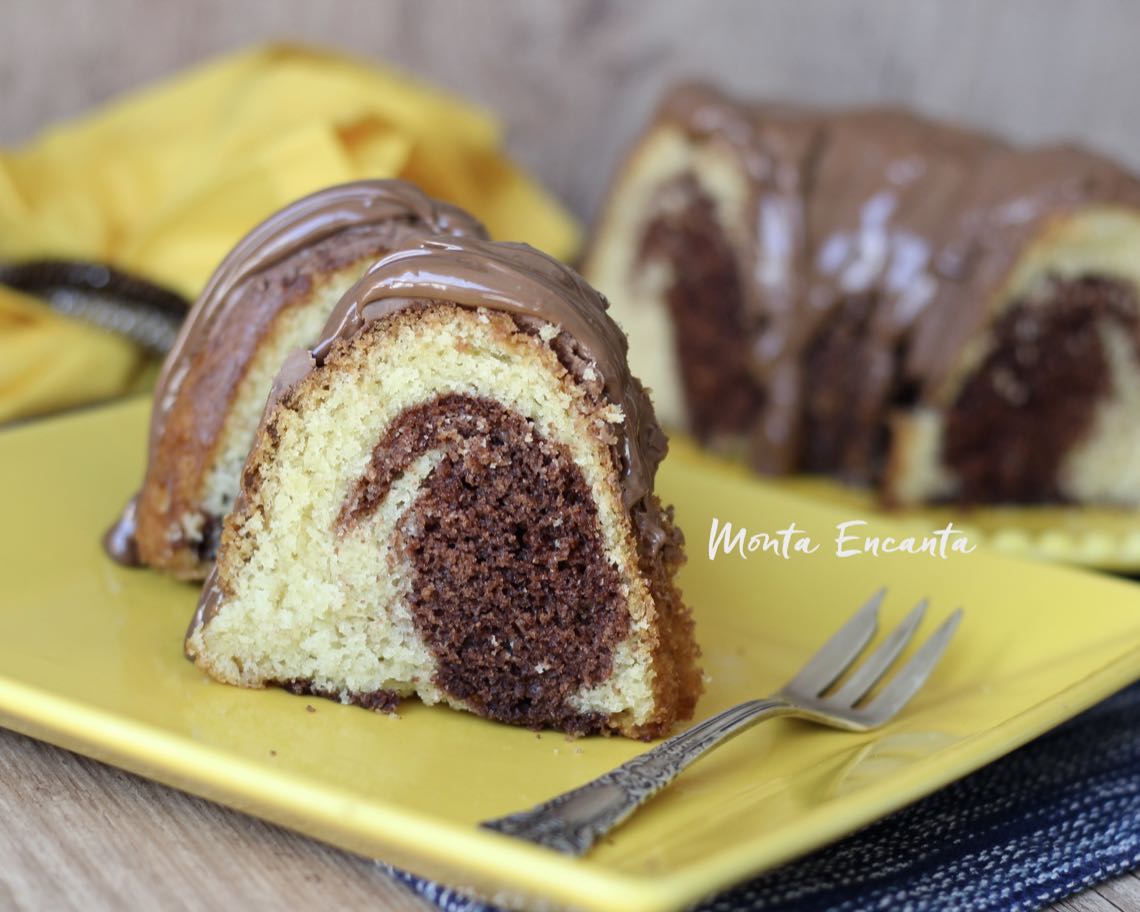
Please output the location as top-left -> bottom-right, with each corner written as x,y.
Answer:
186,238 -> 701,738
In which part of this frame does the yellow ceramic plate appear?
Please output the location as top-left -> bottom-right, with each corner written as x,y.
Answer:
769,471 -> 1140,573
3,398 -> 1140,912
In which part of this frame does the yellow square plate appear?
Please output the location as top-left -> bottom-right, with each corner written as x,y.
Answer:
771,477 -> 1140,573
3,398 -> 1140,912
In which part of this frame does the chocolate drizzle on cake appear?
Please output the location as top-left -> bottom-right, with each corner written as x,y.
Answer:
278,235 -> 668,526
101,495 -> 140,566
631,83 -> 1140,486
152,181 -> 483,465
105,180 -> 486,568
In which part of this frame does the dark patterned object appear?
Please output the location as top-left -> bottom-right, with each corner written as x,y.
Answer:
0,259 -> 189,353
385,682 -> 1140,912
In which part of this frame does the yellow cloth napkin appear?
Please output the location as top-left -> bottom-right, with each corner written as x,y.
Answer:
0,43 -> 580,423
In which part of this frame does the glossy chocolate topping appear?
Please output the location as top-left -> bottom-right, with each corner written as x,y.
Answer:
149,180 -> 486,460
308,236 -> 667,513
102,495 -> 140,565
106,180 -> 486,567
646,82 -> 1140,475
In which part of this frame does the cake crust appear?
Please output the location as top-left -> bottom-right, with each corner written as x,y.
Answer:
187,240 -> 701,739
105,181 -> 486,578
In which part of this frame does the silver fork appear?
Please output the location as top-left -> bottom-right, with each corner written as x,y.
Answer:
481,589 -> 962,855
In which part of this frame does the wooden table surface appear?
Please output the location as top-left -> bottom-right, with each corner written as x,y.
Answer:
0,725 -> 1135,911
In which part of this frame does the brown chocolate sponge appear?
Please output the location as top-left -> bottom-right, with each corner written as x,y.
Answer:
105,180 -> 486,579
185,238 -> 701,739
585,83 -> 1140,507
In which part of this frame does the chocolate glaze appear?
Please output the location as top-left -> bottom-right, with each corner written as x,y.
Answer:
641,83 -> 1140,479
152,181 -> 483,459
101,495 -> 139,565
188,236 -> 669,639
306,235 -> 665,514
191,567 -> 225,639
105,180 -> 485,567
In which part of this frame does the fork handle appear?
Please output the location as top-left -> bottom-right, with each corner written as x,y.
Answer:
480,697 -> 793,855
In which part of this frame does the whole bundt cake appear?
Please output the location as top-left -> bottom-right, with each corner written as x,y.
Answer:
105,180 -> 486,578
585,83 -> 1140,507
185,236 -> 701,739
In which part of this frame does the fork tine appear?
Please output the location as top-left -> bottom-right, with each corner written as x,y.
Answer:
862,607 -> 963,722
832,598 -> 928,706
784,588 -> 884,696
